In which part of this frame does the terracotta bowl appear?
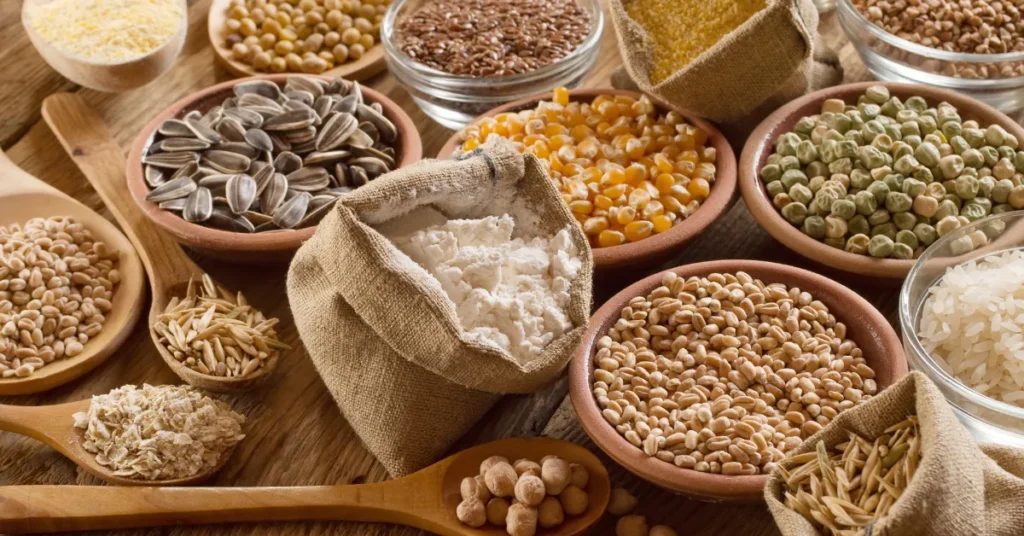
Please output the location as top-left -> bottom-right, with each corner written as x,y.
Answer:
436,88 -> 737,272
126,74 -> 423,263
739,81 -> 1024,279
568,259 -> 908,502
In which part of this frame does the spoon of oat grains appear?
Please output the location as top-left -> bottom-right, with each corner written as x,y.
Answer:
41,93 -> 290,393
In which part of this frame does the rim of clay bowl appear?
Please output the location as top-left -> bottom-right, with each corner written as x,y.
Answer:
436,88 -> 737,271
739,81 -> 1024,279
126,74 -> 423,255
568,259 -> 909,502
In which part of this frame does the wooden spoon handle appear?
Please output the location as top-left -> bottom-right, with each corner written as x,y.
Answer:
0,149 -> 66,197
0,483 -> 438,534
39,93 -> 199,293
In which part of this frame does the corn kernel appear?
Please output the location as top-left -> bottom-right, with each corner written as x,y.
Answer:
598,229 -> 626,247
569,200 -> 594,214
651,214 -> 673,233
583,216 -> 609,236
603,183 -> 627,199
616,206 -> 636,225
654,173 -> 676,193
594,195 -> 613,210
688,177 -> 711,199
624,221 -> 654,242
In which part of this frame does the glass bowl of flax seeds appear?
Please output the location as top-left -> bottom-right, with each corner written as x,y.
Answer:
381,0 -> 603,129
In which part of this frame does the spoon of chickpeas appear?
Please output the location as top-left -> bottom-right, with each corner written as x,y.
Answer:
208,0 -> 390,81
0,437 -> 610,535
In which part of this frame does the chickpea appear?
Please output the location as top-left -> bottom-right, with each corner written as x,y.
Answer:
231,42 -> 250,60
275,40 -> 295,55
358,33 -> 374,49
540,457 -> 571,496
513,459 -> 542,477
348,43 -> 365,60
314,21 -> 331,34
305,10 -> 324,25
608,487 -> 638,516
326,9 -> 344,28
558,485 -> 588,516
304,33 -> 325,52
250,7 -> 266,23
239,18 -> 258,36
616,515 -> 648,536
506,503 -> 538,536
649,526 -> 679,536
285,52 -> 303,70
324,31 -> 341,47
252,51 -> 272,70
486,498 -> 511,526
480,456 -> 509,475
461,476 -> 491,503
484,462 -> 518,498
243,35 -> 260,46
332,43 -> 349,63
358,3 -> 375,17
514,474 -> 546,506
269,56 -> 288,72
569,463 -> 590,489
341,27 -> 361,45
354,16 -> 372,32
456,497 -> 486,528
299,0 -> 316,10
318,50 -> 335,65
259,32 -> 277,49
537,496 -> 564,529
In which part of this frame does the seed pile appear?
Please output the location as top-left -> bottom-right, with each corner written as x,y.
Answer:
918,248 -> 1024,405
456,455 -> 592,536
143,76 -> 400,232
779,416 -> 921,535
26,0 -> 183,63
73,384 -> 245,480
761,85 -> 1024,259
224,0 -> 391,74
0,217 -> 120,378
457,88 -> 716,248
395,0 -> 592,77
624,0 -> 766,83
593,271 -> 878,476
155,273 -> 289,378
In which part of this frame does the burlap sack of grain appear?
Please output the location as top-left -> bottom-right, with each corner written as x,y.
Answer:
766,372 -> 1024,536
286,138 -> 593,477
609,0 -> 843,128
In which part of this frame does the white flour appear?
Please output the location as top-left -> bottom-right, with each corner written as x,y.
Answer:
392,214 -> 582,364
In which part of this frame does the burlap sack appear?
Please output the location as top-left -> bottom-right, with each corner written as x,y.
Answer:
766,372 -> 1024,536
609,0 -> 843,127
286,139 -> 593,476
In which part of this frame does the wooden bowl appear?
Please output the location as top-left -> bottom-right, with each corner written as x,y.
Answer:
739,81 -> 1024,279
126,74 -> 422,263
568,259 -> 908,502
22,0 -> 188,92
436,89 -> 737,272
207,0 -> 387,82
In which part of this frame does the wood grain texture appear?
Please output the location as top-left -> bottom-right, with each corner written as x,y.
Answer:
0,5 -> 1002,536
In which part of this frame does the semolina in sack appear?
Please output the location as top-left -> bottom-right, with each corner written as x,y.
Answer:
286,139 -> 593,476
609,0 -> 843,127
766,371 -> 1024,536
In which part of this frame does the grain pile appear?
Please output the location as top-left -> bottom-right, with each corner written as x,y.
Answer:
72,384 -> 245,480
0,217 -> 120,378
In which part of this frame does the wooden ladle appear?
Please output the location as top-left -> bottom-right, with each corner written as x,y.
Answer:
0,399 -> 235,486
21,0 -> 188,92
0,437 -> 610,535
40,93 -> 280,393
0,149 -> 145,395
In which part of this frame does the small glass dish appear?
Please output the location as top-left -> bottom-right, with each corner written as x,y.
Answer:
380,0 -> 603,129
837,0 -> 1024,113
900,212 -> 1024,448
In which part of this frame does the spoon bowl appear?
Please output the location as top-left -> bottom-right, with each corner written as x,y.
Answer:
21,0 -> 188,92
0,437 -> 609,534
41,93 -> 280,393
0,399 -> 236,486
0,150 -> 145,395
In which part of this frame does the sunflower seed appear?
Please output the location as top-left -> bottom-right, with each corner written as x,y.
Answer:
327,77 -> 347,96
203,106 -> 225,125
284,89 -> 315,107
263,109 -> 316,132
211,142 -> 260,159
356,104 -> 397,143
313,96 -> 333,119
251,165 -> 276,196
287,75 -> 325,99
309,194 -> 339,211
185,117 -> 223,144
304,150 -> 350,166
143,151 -> 200,169
286,167 -> 330,191
269,132 -> 292,152
345,128 -> 374,149
292,140 -> 317,155
334,162 -> 350,186
245,105 -> 286,120
209,208 -> 256,233
351,156 -> 389,178
170,162 -> 200,182
158,119 -> 194,137
316,112 -> 357,151
202,150 -> 252,174
272,191 -> 311,229
216,117 -> 247,142
298,197 -> 337,228
234,79 -> 281,100
254,221 -> 280,232
146,177 -> 197,203
237,93 -> 284,112
352,146 -> 396,169
273,152 -> 303,174
223,107 -> 264,128
283,125 -> 317,144
326,186 -> 353,196
157,137 -> 213,152
198,173 -> 234,191
226,174 -> 258,215
332,94 -> 359,115
359,121 -> 380,144
184,187 -> 214,222
350,165 -> 369,186
243,128 -> 274,153
260,173 -> 288,215
370,102 -> 383,114
159,198 -> 188,211
350,81 -> 363,105
242,210 -> 273,225
145,165 -> 166,188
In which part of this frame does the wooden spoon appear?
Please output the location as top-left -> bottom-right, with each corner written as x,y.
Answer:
207,0 -> 387,82
0,437 -> 609,534
0,149 -> 145,395
40,93 -> 280,393
0,399 -> 235,486
21,0 -> 188,92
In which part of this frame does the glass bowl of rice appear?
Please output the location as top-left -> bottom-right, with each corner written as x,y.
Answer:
900,212 -> 1024,447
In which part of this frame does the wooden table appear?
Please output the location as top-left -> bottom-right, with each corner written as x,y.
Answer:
0,3 -> 942,535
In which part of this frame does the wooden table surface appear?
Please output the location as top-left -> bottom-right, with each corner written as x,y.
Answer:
0,3 -> 957,535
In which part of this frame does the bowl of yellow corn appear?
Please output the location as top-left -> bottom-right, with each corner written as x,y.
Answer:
438,87 -> 737,271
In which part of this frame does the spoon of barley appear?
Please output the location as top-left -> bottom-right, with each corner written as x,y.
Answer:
0,437 -> 610,534
40,93 -> 280,393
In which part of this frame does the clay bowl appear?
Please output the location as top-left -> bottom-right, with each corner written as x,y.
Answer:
568,259 -> 908,502
436,88 -> 737,272
126,74 -> 422,263
739,81 -> 1024,279
207,0 -> 386,82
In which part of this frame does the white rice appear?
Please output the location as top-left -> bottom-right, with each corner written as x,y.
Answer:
918,249 -> 1024,407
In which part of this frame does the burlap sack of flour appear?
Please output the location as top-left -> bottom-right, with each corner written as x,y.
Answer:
766,372 -> 1024,536
287,139 -> 593,476
609,0 -> 843,127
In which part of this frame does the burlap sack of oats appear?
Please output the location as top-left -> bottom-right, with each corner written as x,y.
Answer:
609,0 -> 843,127
286,138 -> 593,476
766,371 -> 1024,536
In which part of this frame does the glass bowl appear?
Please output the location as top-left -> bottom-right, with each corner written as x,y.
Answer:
900,212 -> 1024,448
380,0 -> 603,129
838,0 -> 1024,113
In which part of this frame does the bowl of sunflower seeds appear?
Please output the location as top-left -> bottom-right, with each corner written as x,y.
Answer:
127,74 -> 422,262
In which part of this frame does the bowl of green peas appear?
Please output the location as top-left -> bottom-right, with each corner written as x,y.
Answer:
739,82 -> 1024,279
